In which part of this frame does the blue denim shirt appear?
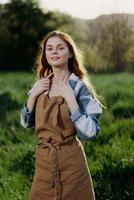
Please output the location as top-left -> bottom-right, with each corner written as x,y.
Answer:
20,72 -> 103,141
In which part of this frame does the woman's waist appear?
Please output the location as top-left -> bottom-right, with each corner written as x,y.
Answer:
37,135 -> 79,149
36,126 -> 77,140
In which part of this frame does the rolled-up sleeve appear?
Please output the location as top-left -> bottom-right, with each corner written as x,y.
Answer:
20,103 -> 35,128
70,83 -> 103,141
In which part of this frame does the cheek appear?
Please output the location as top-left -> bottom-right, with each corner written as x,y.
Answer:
45,52 -> 51,63
46,51 -> 50,59
60,50 -> 70,60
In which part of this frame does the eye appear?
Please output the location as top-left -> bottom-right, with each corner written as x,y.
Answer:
46,48 -> 53,51
59,47 -> 64,50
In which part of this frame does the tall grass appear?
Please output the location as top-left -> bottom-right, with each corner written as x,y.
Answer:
0,72 -> 134,200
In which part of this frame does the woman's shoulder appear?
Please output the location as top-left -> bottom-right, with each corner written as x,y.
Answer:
68,72 -> 85,88
68,72 -> 90,96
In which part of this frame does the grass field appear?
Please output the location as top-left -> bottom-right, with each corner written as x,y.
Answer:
0,72 -> 134,200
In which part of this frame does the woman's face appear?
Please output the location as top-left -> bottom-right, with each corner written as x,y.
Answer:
45,36 -> 72,68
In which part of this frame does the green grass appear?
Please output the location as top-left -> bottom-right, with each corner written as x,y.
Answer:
0,72 -> 134,200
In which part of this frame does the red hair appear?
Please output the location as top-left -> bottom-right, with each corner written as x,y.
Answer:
35,30 -> 86,78
34,30 -> 105,108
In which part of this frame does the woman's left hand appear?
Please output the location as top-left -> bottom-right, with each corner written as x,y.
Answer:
54,78 -> 79,113
56,80 -> 75,101
50,77 -> 79,113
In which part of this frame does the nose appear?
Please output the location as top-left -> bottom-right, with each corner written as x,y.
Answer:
52,48 -> 58,54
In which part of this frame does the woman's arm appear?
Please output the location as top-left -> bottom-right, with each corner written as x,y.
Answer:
68,82 -> 103,141
55,78 -> 103,141
27,94 -> 37,112
20,72 -> 53,128
20,95 -> 37,128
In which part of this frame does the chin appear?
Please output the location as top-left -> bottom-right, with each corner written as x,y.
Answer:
51,62 -> 65,68
52,64 -> 63,68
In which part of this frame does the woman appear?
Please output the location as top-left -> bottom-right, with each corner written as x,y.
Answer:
20,30 -> 103,200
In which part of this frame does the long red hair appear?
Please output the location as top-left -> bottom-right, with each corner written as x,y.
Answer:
34,30 -> 105,108
35,30 -> 85,78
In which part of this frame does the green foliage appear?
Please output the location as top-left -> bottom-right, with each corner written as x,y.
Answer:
0,72 -> 134,199
0,0 -> 76,71
96,17 -> 134,72
82,73 -> 134,199
1,0 -> 134,73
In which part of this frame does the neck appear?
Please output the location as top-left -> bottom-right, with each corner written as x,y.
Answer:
52,68 -> 71,83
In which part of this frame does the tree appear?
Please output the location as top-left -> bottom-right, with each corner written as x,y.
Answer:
0,0 -> 76,71
98,16 -> 134,72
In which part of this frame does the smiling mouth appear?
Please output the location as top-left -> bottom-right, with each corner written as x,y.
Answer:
50,57 -> 60,60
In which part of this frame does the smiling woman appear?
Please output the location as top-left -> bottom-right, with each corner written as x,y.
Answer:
20,30 -> 103,200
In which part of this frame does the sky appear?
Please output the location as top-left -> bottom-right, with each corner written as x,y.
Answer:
0,0 -> 134,19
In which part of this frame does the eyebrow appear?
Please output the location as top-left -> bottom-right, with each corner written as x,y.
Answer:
46,44 -> 65,47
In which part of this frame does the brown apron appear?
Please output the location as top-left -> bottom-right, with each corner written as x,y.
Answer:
28,93 -> 95,200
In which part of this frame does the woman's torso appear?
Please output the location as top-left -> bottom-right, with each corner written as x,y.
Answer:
35,91 -> 77,144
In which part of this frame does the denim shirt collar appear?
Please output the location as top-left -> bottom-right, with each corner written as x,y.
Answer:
67,72 -> 80,88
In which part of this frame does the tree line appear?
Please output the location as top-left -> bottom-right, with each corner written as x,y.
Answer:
0,0 -> 134,73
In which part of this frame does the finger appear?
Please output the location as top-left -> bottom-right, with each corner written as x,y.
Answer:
44,69 -> 48,77
40,79 -> 50,84
42,83 -> 50,87
46,72 -> 54,79
42,78 -> 50,83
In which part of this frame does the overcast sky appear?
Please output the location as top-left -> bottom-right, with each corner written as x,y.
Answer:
1,0 -> 134,19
